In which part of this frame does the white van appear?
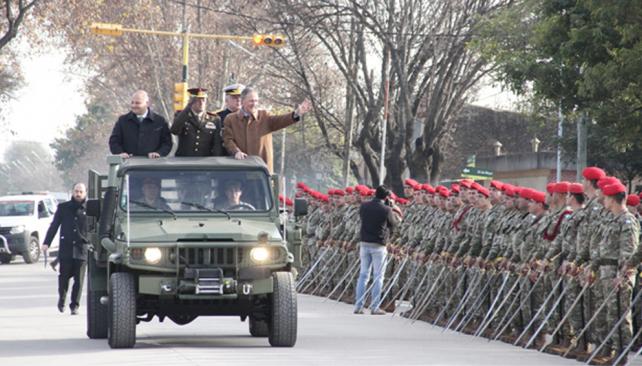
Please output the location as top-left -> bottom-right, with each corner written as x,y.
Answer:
0,194 -> 59,264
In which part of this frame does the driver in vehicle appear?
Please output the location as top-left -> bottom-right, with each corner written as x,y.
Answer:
134,177 -> 171,210
177,176 -> 213,210
214,179 -> 255,210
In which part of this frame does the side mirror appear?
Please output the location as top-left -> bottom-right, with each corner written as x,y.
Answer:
294,198 -> 308,217
86,199 -> 101,218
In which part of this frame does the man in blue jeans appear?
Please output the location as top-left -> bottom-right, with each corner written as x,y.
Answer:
354,185 -> 401,315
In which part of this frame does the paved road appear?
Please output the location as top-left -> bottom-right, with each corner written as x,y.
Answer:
0,258 -> 627,366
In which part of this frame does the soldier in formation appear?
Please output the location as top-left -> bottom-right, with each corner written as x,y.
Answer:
294,166 -> 642,365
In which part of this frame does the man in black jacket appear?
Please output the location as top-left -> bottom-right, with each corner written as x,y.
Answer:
354,185 -> 400,315
42,183 -> 89,315
109,90 -> 173,158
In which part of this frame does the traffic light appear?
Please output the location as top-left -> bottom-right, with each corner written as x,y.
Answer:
174,82 -> 188,112
252,34 -> 286,48
89,22 -> 124,36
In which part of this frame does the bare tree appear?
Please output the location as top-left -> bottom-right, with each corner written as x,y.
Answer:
0,0 -> 40,50
227,0 -> 510,191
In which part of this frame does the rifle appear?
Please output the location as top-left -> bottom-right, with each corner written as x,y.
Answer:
324,255 -> 360,301
443,269 -> 483,331
406,265 -> 447,322
430,269 -> 469,326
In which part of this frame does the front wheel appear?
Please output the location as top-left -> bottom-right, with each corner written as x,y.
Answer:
108,272 -> 136,348
22,236 -> 40,264
268,271 -> 297,347
249,315 -> 269,337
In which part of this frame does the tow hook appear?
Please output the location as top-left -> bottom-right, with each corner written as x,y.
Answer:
242,283 -> 253,295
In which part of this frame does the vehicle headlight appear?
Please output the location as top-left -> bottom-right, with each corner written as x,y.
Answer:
9,225 -> 25,234
144,247 -> 162,264
250,247 -> 270,263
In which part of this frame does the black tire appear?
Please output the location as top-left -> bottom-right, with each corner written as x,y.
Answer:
22,236 -> 40,264
268,271 -> 297,347
87,259 -> 108,339
0,253 -> 12,264
249,315 -> 269,337
108,272 -> 136,348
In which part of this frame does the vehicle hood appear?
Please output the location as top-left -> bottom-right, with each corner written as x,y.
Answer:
0,216 -> 35,228
123,217 -> 282,243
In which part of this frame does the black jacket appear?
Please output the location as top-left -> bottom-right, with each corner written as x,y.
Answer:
170,108 -> 224,156
109,109 -> 173,156
43,199 -> 89,261
359,198 -> 398,245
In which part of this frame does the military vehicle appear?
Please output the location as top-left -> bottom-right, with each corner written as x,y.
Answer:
85,155 -> 306,348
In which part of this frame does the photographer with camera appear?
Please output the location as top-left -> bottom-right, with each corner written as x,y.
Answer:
354,185 -> 401,315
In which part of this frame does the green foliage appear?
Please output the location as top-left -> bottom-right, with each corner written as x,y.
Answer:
50,102 -> 113,187
476,0 -> 642,182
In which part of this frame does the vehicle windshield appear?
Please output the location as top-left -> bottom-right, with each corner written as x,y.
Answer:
120,169 -> 273,213
0,201 -> 34,216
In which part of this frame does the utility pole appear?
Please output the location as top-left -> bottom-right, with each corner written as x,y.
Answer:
576,112 -> 588,181
379,50 -> 391,186
342,18 -> 356,187
556,103 -> 563,182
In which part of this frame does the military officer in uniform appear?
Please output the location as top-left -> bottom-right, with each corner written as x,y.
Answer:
216,83 -> 245,125
171,87 -> 224,157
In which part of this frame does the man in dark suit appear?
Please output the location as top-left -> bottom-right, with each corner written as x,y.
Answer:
42,183 -> 89,315
109,90 -> 173,158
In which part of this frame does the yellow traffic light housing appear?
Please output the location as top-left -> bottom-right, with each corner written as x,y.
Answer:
173,82 -> 188,112
252,34 -> 286,48
90,22 -> 124,36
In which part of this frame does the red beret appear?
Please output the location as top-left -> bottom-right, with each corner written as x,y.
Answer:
546,183 -> 556,194
504,186 -> 516,197
583,167 -> 606,181
626,194 -> 640,207
532,191 -> 546,204
598,177 -> 620,190
278,194 -> 285,202
286,198 -> 293,206
321,195 -> 329,202
390,192 -> 398,200
471,182 -> 482,191
451,183 -> 460,193
603,183 -> 626,196
420,183 -> 432,192
519,188 -> 532,200
553,182 -> 570,194
345,187 -> 354,194
368,189 -> 375,196
296,182 -> 307,189
404,178 -> 419,187
334,189 -> 345,196
424,185 -> 436,194
460,179 -> 473,188
490,180 -> 504,190
438,187 -> 450,198
478,187 -> 490,198
569,183 -> 584,194
327,189 -> 335,196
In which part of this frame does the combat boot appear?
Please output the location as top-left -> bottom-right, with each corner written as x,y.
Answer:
588,349 -> 618,366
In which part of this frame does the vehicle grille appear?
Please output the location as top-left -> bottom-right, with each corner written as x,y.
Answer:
169,247 -> 239,267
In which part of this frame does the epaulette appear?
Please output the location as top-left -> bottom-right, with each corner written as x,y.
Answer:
207,109 -> 223,117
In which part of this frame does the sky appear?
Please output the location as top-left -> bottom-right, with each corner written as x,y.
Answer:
1,46 -> 87,162
0,45 -> 518,162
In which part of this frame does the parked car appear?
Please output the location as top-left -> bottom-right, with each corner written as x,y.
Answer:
0,194 -> 59,264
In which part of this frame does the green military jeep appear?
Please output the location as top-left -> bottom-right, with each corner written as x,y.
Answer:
85,155 -> 305,349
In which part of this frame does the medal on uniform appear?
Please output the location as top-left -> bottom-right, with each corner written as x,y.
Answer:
205,122 -> 216,129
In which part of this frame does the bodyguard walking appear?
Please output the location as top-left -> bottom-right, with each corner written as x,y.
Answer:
41,183 -> 89,315
354,185 -> 401,315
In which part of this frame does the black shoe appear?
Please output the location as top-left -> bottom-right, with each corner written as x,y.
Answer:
70,307 -> 78,315
57,300 -> 64,313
